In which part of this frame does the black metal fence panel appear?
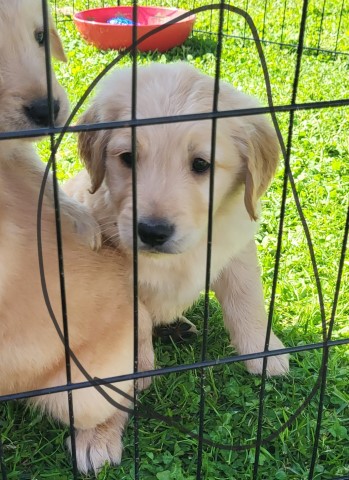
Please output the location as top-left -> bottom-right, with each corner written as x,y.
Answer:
0,0 -> 348,479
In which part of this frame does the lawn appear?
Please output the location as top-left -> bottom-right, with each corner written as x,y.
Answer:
0,0 -> 348,479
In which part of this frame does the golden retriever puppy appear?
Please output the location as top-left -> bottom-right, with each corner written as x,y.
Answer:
0,0 -> 100,249
0,151 -> 154,473
65,63 -> 289,376
0,1 -> 154,474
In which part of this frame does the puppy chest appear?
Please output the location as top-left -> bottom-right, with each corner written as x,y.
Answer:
137,262 -> 205,324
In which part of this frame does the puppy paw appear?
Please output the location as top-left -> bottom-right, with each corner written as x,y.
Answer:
62,197 -> 102,251
136,373 -> 152,392
72,209 -> 102,251
243,333 -> 289,377
137,341 -> 155,391
246,352 -> 289,377
67,412 -> 126,474
153,316 -> 198,344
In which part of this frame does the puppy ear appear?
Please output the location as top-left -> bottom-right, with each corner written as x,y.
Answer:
78,108 -> 108,194
49,16 -> 67,62
235,117 -> 279,221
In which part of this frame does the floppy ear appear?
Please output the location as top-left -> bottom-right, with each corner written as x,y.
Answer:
49,17 -> 67,62
78,107 -> 109,194
235,116 -> 279,221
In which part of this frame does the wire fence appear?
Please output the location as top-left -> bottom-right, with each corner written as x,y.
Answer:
54,0 -> 349,55
0,0 -> 348,479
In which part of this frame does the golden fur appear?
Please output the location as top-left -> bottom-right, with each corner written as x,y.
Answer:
0,1 -> 154,474
65,63 -> 289,376
0,0 -> 102,249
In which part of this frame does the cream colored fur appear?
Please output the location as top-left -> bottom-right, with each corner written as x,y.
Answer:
65,63 -> 289,376
0,1 -> 154,474
0,0 -> 101,249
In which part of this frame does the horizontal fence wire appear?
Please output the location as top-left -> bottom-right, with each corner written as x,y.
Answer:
1,338 -> 349,401
0,0 -> 348,479
1,99 -> 349,142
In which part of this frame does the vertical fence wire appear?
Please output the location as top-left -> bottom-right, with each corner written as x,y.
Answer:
195,2 -> 225,479
280,0 -> 287,45
243,0 -> 250,43
131,3 -> 140,479
41,0 -> 78,476
261,0 -> 268,39
317,0 -> 327,51
308,205 -> 349,479
230,10 -> 345,475
252,0 -> 309,475
334,0 -> 345,52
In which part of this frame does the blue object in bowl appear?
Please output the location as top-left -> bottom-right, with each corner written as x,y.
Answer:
107,16 -> 135,25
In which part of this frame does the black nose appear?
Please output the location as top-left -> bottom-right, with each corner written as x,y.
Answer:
24,98 -> 60,127
138,220 -> 175,247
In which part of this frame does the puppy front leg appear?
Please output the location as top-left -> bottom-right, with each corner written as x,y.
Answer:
28,157 -> 101,250
58,189 -> 102,251
68,408 -> 130,474
212,240 -> 289,376
45,173 -> 101,251
137,303 -> 155,391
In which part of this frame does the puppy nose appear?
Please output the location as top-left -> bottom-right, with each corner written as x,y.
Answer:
24,98 -> 60,127
138,220 -> 175,247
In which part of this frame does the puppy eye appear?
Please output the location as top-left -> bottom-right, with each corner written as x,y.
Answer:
35,29 -> 45,46
119,152 -> 133,168
192,158 -> 210,174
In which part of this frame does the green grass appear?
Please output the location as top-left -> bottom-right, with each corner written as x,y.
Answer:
1,0 -> 349,479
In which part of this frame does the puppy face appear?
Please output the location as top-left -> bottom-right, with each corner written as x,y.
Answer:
79,63 -> 279,255
0,0 -> 69,133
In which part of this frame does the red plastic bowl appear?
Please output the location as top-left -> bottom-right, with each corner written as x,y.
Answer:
73,6 -> 196,53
